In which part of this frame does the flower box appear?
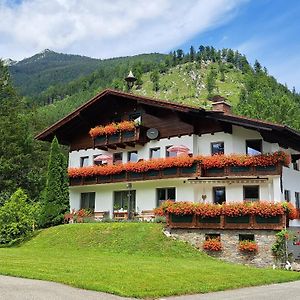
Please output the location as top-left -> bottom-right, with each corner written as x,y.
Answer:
230,166 -> 251,173
128,172 -> 143,179
83,177 -> 97,184
181,164 -> 197,174
255,165 -> 276,172
225,215 -> 250,223
108,133 -> 120,143
146,170 -> 160,177
122,131 -> 135,139
171,214 -> 194,223
97,175 -> 111,183
199,216 -> 221,223
70,177 -> 82,185
255,215 -> 281,224
163,167 -> 178,175
206,167 -> 225,176
95,136 -> 106,144
112,172 -> 126,180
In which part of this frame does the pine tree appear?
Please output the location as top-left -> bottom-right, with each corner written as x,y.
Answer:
189,46 -> 195,62
40,137 -> 69,227
150,69 -> 160,92
206,69 -> 217,97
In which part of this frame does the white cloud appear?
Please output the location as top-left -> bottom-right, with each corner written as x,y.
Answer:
0,0 -> 245,60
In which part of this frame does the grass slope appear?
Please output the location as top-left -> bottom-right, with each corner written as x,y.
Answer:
0,223 -> 300,298
135,61 -> 244,107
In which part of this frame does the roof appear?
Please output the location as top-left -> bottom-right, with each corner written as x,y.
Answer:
35,88 -> 202,142
36,88 -> 300,151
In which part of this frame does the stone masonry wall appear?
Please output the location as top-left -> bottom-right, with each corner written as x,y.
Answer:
166,228 -> 277,268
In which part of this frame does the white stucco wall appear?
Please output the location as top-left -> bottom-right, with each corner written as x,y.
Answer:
282,166 -> 300,227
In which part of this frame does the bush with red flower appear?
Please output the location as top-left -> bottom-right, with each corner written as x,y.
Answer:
89,121 -> 136,138
203,238 -> 222,251
239,240 -> 258,253
222,202 -> 253,217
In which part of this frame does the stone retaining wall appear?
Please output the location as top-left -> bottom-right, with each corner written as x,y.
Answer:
166,228 -> 277,268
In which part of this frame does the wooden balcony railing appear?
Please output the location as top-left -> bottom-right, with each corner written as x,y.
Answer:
93,126 -> 148,150
167,213 -> 287,230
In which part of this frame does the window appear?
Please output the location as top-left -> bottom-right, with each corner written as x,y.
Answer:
211,142 -> 224,155
93,154 -> 102,166
80,156 -> 89,167
295,192 -> 300,209
128,151 -> 138,162
213,187 -> 226,204
114,190 -> 136,211
113,152 -> 123,164
284,190 -> 291,202
205,233 -> 220,241
150,147 -> 160,159
80,192 -> 95,210
239,234 -> 255,242
166,145 -> 177,158
129,112 -> 141,124
156,187 -> 176,207
246,139 -> 262,155
244,185 -> 259,201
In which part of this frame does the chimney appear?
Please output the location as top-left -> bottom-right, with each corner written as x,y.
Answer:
210,95 -> 232,114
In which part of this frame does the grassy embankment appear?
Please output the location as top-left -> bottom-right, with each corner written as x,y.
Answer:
0,223 -> 299,298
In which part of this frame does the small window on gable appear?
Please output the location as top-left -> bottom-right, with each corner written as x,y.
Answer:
150,147 -> 160,159
205,233 -> 220,241
166,145 -> 177,158
244,185 -> 259,202
246,139 -> 262,155
113,152 -> 123,165
80,156 -> 89,167
211,142 -> 224,155
129,112 -> 141,124
239,234 -> 255,242
284,190 -> 291,202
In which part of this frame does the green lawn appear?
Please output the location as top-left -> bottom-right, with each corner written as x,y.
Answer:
0,223 -> 299,298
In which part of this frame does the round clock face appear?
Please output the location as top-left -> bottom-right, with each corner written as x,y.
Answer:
146,128 -> 159,139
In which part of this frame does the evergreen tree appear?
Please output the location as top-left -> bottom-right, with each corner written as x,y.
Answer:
189,46 -> 195,62
254,60 -> 262,73
40,137 -> 69,227
206,69 -> 217,97
219,63 -> 226,82
150,69 -> 160,92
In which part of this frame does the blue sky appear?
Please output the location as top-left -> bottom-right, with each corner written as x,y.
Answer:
0,0 -> 299,90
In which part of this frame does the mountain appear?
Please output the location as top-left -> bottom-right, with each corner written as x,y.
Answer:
9,49 -> 166,99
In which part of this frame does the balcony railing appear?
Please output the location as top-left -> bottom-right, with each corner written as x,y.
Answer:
167,213 -> 287,230
93,126 -> 148,149
69,152 -> 288,186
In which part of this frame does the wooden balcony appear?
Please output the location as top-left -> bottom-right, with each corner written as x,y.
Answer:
70,163 -> 200,186
202,164 -> 282,177
93,126 -> 148,150
167,213 -> 287,230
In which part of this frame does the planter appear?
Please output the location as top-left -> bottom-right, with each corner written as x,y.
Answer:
122,130 -> 135,139
70,177 -> 82,185
108,133 -> 120,143
255,165 -> 276,172
205,167 -> 225,176
225,215 -> 250,223
255,215 -> 281,224
163,167 -> 178,175
146,170 -> 160,177
94,135 -> 106,145
112,172 -> 126,180
97,175 -> 111,183
171,214 -> 194,223
128,172 -> 143,179
181,164 -> 197,174
230,166 -> 251,173
83,177 -> 97,184
199,216 -> 221,223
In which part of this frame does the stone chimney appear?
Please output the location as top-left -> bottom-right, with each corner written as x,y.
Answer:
210,95 -> 232,114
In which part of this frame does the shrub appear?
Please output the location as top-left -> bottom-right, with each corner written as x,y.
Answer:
0,189 -> 37,245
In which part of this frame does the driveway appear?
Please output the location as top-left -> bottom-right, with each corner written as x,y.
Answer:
1,275 -> 300,300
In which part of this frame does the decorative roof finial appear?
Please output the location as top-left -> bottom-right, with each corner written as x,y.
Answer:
125,70 -> 136,92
